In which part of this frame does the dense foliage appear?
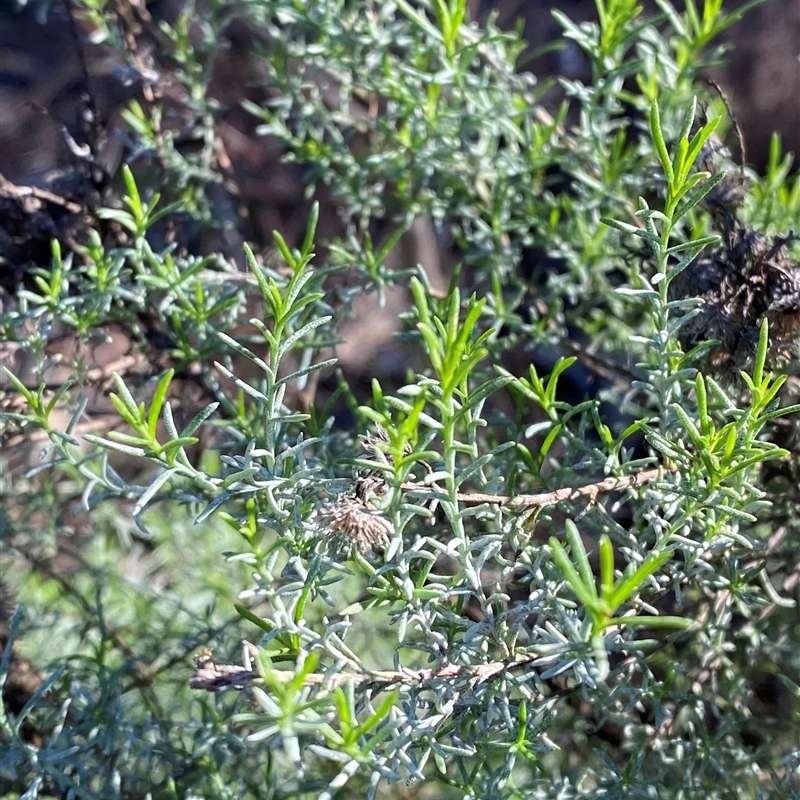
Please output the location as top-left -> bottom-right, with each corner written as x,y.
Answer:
2,1 -> 799,798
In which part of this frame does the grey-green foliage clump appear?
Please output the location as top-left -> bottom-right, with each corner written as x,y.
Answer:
2,1 -> 800,799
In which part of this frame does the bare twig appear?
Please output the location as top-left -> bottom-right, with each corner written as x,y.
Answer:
190,642 -> 542,694
0,173 -> 83,214
401,466 -> 672,509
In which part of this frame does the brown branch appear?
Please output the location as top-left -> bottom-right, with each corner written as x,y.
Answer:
189,643 -> 542,694
0,173 -> 83,214
401,466 -> 673,509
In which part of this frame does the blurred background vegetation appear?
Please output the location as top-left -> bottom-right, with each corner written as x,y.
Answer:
1,0 -> 799,798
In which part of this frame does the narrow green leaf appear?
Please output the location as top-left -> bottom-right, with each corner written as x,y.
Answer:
11,665 -> 66,735
695,373 -> 711,436
83,434 -> 148,458
601,217 -> 662,245
684,116 -> 721,181
604,615 -> 691,630
300,201 -> 319,258
455,442 -> 514,487
2,368 -> 37,406
214,362 -> 269,402
107,430 -> 150,446
460,375 -> 513,413
704,501 -> 758,522
273,229 -> 297,269
121,164 -> 142,216
148,369 -> 175,437
725,448 -> 788,478
354,689 -> 400,741
395,0 -> 444,41
673,172 -> 727,220
763,402 -> 800,421
646,430 -> 688,462
677,96 -> 697,146
649,101 -> 674,186
673,403 -> 705,452
616,286 -> 661,301
539,423 -> 562,462
549,536 -> 598,609
244,242 -> 271,301
159,436 -> 199,453
282,271 -> 317,317
565,519 -> 596,597
106,394 -> 137,430
276,358 -> 338,388
755,375 -> 786,413
196,490 -> 232,523
181,402 -> 219,438
544,357 -> 577,408
751,318 -> 769,386
217,332 -> 270,372
278,316 -> 333,358
111,372 -> 141,419
609,549 -> 672,610
235,604 -> 276,633
148,200 -> 185,227
43,378 -> 76,417
599,535 -> 615,602
665,235 -> 720,255
133,468 -> 178,518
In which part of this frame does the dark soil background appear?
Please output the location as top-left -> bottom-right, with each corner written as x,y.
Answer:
1,0 -> 798,274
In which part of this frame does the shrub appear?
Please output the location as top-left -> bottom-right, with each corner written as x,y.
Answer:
2,0 -> 799,798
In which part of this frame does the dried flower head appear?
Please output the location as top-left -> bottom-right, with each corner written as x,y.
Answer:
359,424 -> 432,479
671,228 -> 800,382
359,423 -> 412,463
354,472 -> 389,502
315,497 -> 394,551
668,135 -> 800,383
